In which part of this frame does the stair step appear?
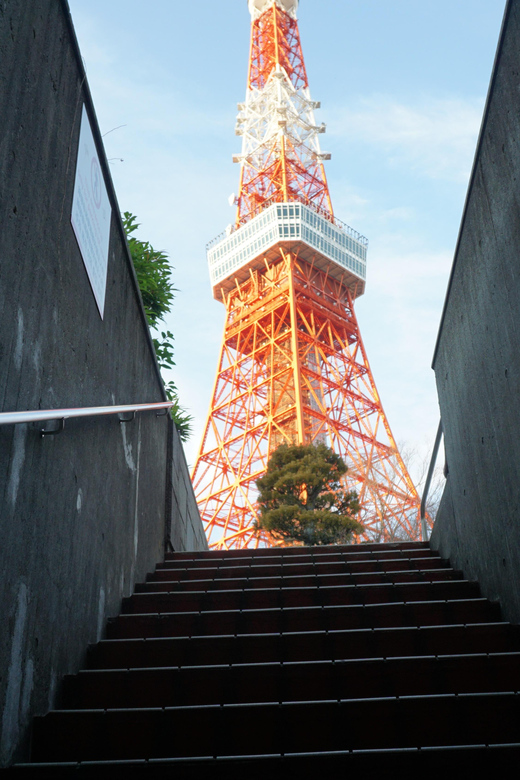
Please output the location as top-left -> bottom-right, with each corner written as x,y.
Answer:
141,567 -> 462,591
63,652 -> 520,709
107,597 -> 499,638
90,621 -> 518,669
12,542 -> 519,776
164,541 -> 431,562
32,693 -> 520,762
154,555 -> 449,578
9,744 -> 520,778
122,580 -> 480,614
159,547 -> 436,571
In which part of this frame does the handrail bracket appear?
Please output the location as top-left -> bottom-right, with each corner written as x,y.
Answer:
40,419 -> 66,437
118,411 -> 136,423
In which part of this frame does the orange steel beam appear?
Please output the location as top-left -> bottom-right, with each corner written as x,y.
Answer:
236,5 -> 331,226
192,252 -> 427,549
249,3 -> 308,90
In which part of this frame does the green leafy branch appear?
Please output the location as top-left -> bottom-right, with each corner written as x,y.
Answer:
123,212 -> 193,441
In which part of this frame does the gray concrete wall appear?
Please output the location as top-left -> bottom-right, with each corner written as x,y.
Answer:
0,0 -> 206,766
431,0 -> 520,623
167,426 -> 209,553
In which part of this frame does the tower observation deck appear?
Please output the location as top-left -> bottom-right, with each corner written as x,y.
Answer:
192,0 -> 426,549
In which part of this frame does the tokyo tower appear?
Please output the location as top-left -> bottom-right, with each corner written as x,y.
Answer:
192,0 -> 425,549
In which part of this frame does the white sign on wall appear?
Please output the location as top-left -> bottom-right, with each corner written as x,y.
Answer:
71,105 -> 112,319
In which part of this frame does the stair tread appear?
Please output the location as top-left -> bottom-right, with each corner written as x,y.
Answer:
11,744 -> 520,777
76,649 -> 520,670
134,580 -> 472,596
122,581 -> 481,615
103,597 -> 501,639
39,688 -> 520,708
31,693 -> 520,762
157,552 -> 439,572
116,594 -> 492,613
144,567 -> 461,587
63,651 -> 520,708
164,541 -> 430,560
157,553 -> 444,566
89,621 -> 520,670
139,572 -> 466,592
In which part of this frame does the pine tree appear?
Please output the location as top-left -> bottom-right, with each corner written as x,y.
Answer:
255,443 -> 363,545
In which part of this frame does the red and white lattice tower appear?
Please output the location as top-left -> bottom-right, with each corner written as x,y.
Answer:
192,0 -> 427,549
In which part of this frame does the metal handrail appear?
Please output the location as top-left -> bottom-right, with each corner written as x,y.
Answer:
0,401 -> 173,428
420,419 -> 444,541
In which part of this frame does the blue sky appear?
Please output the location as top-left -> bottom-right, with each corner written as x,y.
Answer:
67,0 -> 506,478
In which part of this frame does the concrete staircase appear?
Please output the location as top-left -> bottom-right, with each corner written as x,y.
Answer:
11,542 -> 520,776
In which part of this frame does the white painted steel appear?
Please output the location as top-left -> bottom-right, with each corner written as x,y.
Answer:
235,65 -> 328,182
207,201 -> 367,296
248,0 -> 298,21
0,402 -> 174,426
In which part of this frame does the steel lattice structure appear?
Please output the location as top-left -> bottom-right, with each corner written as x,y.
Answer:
192,0 -> 427,549
235,0 -> 332,225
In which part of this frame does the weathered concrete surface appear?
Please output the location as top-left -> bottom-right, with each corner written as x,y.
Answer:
431,0 -> 520,623
0,0 -> 206,766
167,424 -> 209,553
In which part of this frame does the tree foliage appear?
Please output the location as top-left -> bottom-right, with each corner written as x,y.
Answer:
123,212 -> 193,442
255,442 -> 363,546
123,212 -> 175,328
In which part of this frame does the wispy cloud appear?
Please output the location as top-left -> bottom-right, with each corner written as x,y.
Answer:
328,95 -> 484,182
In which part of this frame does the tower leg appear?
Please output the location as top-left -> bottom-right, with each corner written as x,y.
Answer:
192,252 -> 424,550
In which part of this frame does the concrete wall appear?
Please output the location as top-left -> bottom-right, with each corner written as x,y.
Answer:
167,426 -> 209,553
0,0 -> 206,766
431,0 -> 520,623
